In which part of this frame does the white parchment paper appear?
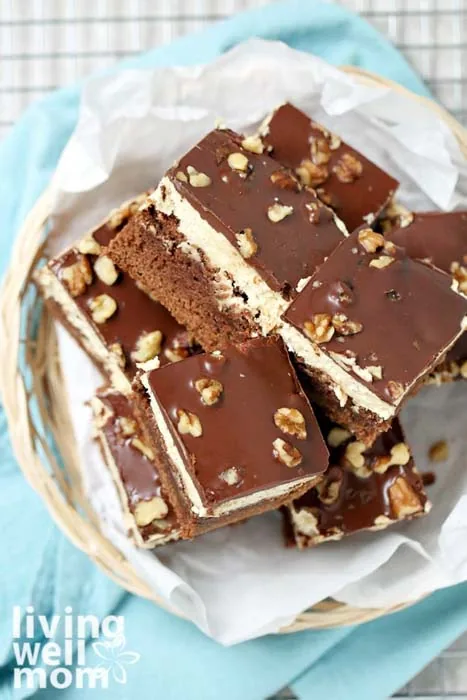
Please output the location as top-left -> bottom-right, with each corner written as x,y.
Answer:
50,40 -> 467,645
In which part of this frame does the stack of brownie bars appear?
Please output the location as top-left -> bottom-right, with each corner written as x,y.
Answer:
35,103 -> 467,550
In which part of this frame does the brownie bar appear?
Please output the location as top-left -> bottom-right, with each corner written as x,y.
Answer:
108,127 -> 346,351
35,195 -> 200,393
386,210 -> 467,382
282,228 -> 467,443
135,336 -> 329,538
284,418 -> 429,548
91,388 -> 180,548
260,103 -> 399,232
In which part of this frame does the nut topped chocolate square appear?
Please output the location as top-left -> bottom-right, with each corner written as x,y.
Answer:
281,228 -> 467,442
137,336 -> 329,537
108,128 -> 346,351
35,196 -> 200,394
285,417 -> 429,549
261,103 -> 399,232
91,388 -> 180,548
386,210 -> 467,382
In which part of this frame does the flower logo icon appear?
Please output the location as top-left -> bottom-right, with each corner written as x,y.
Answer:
92,634 -> 140,684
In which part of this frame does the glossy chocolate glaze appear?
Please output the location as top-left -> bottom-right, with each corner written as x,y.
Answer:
292,418 -> 426,537
387,211 -> 467,367
50,220 -> 199,377
97,389 -> 178,537
263,103 -> 399,233
387,211 -> 467,273
285,230 -> 467,404
146,337 -> 329,507
168,128 -> 344,294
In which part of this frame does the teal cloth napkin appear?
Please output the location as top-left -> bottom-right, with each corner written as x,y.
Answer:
0,2 -> 464,699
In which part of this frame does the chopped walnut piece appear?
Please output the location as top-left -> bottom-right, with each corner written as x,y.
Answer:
131,437 -> 155,461
177,409 -> 203,437
94,255 -> 119,286
333,153 -> 363,183
219,467 -> 240,486
327,427 -> 351,448
304,313 -> 334,344
373,442 -> 411,473
88,294 -> 117,324
175,171 -> 188,182
109,342 -> 126,369
316,472 -> 343,505
274,407 -> 307,440
357,228 -> 385,254
316,187 -> 333,206
134,497 -> 169,527
295,159 -> 329,187
380,200 -> 414,232
131,330 -> 163,363
267,202 -> 294,223
384,240 -> 397,255
186,165 -> 211,188
77,234 -> 101,256
386,380 -> 404,402
332,313 -> 363,336
369,255 -> 395,269
310,137 -> 331,165
195,377 -> 223,406
270,169 -> 300,191
62,256 -> 93,297
241,135 -> 264,154
344,440 -> 367,469
451,261 -> 467,295
227,152 -> 249,172
460,360 -> 467,378
428,440 -> 449,463
366,365 -> 383,380
329,132 -> 341,150
235,228 -> 257,259
164,347 -> 188,363
389,477 -> 422,518
118,416 -> 137,437
273,438 -> 302,468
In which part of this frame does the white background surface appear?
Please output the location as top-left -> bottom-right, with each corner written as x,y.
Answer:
1,0 -> 466,697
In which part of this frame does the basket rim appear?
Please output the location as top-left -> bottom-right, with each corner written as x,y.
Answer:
1,65 -> 465,634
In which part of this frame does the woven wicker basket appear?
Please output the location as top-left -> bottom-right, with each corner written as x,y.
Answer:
1,67 -> 466,633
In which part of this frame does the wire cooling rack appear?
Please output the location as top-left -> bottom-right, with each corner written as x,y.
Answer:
1,0 -> 466,697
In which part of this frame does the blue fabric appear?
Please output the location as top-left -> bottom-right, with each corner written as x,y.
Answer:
0,1 -> 457,699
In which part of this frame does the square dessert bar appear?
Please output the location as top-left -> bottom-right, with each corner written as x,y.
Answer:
284,418 -> 429,548
282,227 -> 467,443
91,388 -> 180,548
108,127 -> 346,351
35,196 -> 199,394
386,210 -> 467,382
260,103 -> 399,232
135,336 -> 329,538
